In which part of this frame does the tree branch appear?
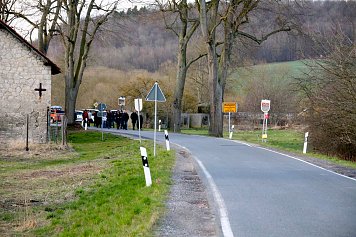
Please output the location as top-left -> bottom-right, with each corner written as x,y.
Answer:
187,53 -> 207,69
236,26 -> 291,45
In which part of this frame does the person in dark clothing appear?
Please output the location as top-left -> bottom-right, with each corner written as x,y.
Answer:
83,110 -> 89,127
130,111 -> 138,130
122,110 -> 129,130
93,111 -> 99,127
106,110 -> 112,129
116,111 -> 122,129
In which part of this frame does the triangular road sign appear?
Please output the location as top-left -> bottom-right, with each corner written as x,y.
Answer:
146,82 -> 166,102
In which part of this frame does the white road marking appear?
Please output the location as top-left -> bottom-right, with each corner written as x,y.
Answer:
174,143 -> 234,237
257,146 -> 356,182
194,157 -> 235,237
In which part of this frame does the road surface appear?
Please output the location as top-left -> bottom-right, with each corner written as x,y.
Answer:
93,128 -> 356,237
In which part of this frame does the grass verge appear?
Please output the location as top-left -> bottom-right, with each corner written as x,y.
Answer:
181,128 -> 356,169
0,130 -> 175,236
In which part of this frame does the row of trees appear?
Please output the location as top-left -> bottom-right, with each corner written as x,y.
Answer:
1,0 -> 355,153
0,0 -> 295,136
79,1 -> 355,72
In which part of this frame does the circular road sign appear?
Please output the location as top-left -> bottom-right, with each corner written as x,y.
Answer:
98,103 -> 107,111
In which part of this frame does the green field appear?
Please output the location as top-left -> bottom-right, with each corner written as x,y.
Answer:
0,131 -> 175,236
226,60 -> 310,100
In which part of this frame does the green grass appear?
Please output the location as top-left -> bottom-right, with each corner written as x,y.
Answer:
35,131 -> 174,236
181,128 -> 356,169
1,131 -> 175,237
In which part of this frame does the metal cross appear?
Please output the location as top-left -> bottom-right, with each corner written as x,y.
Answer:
34,83 -> 47,98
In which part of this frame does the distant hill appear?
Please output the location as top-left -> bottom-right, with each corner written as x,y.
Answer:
48,1 -> 356,73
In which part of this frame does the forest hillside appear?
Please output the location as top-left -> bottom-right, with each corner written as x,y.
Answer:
49,1 -> 355,112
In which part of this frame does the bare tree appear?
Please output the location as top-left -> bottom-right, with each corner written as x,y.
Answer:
199,0 -> 292,136
4,0 -> 62,54
0,0 -> 17,23
156,0 -> 202,132
58,0 -> 117,124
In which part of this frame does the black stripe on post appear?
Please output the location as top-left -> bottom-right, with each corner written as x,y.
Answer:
141,155 -> 149,168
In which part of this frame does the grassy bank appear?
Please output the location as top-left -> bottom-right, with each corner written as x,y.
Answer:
181,128 -> 356,169
0,131 -> 175,236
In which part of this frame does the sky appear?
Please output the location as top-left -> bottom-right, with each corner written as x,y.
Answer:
10,0 -> 153,39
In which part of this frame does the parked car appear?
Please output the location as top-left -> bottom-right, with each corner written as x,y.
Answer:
75,110 -> 83,123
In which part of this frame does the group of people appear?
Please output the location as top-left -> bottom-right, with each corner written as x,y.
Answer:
83,109 -> 143,130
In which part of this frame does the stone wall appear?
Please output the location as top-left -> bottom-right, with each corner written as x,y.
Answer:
0,29 -> 52,143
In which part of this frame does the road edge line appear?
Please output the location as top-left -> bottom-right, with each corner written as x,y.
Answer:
257,146 -> 356,182
194,157 -> 235,237
173,143 -> 234,237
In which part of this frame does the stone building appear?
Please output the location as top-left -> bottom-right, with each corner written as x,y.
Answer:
0,20 -> 60,144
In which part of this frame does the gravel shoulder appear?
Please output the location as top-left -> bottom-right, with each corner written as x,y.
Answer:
154,146 -> 218,237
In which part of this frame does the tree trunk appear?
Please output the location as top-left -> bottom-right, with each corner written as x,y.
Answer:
200,0 -> 223,137
172,39 -> 188,132
64,68 -> 79,124
164,0 -> 199,132
65,86 -> 78,124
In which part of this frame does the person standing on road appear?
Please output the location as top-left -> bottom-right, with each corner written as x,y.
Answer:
116,110 -> 122,129
122,110 -> 129,130
130,111 -> 138,130
83,110 -> 89,127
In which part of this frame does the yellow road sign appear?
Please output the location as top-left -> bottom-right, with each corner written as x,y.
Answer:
223,102 -> 237,113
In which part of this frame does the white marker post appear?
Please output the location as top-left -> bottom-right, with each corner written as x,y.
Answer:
303,132 -> 309,154
84,118 -> 87,130
229,125 -> 234,139
158,120 -> 162,132
164,130 -> 170,151
140,147 -> 152,187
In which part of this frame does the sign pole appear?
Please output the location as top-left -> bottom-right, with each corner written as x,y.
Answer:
228,112 -> 231,135
154,83 -> 157,157
134,98 -> 143,143
262,114 -> 265,142
138,109 -> 141,144
265,113 -> 268,142
145,82 -> 166,156
26,114 -> 29,151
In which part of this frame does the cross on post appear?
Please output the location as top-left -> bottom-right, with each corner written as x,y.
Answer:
34,83 -> 47,98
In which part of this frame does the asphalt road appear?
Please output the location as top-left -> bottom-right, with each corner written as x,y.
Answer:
95,128 -> 356,237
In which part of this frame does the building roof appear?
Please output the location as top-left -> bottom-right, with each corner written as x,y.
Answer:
0,19 -> 61,75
